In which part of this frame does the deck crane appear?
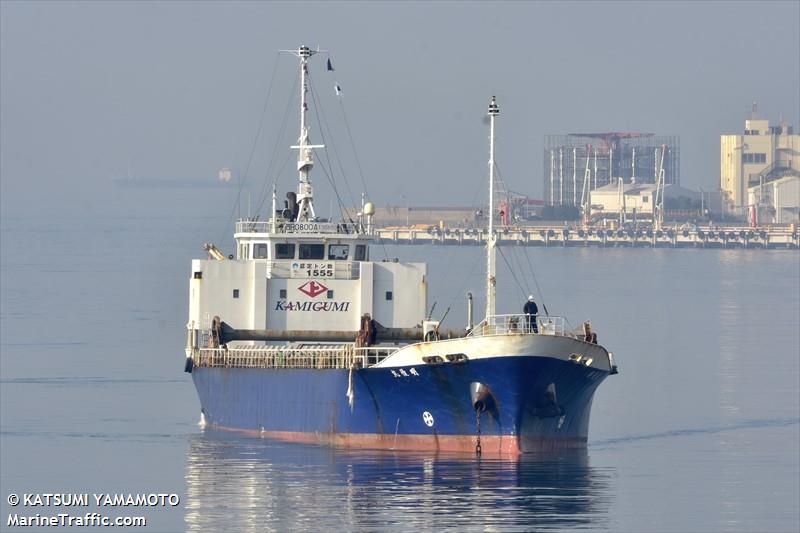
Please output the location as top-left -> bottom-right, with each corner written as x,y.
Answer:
580,144 -> 593,226
653,144 -> 667,230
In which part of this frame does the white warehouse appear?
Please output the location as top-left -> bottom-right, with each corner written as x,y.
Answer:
590,182 -> 698,218
748,175 -> 800,224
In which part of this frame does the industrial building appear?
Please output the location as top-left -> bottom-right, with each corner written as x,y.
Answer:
589,182 -> 698,221
747,175 -> 800,225
720,104 -> 799,220
370,206 -> 478,228
543,133 -> 680,213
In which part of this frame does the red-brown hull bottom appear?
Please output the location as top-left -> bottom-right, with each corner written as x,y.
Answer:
207,423 -> 588,457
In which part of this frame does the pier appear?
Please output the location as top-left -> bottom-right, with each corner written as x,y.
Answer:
375,225 -> 799,249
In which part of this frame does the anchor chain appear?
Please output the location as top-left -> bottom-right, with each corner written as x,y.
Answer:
475,409 -> 482,455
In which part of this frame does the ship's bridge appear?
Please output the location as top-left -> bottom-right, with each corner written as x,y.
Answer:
233,219 -> 373,264
190,215 -> 427,337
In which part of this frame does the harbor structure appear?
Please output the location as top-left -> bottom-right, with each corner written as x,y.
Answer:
542,133 -> 680,216
365,206 -> 478,228
589,182 -> 698,223
747,175 -> 800,225
720,104 -> 799,219
367,195 -> 546,228
374,224 -> 798,249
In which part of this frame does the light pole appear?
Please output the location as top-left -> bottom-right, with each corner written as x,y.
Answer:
699,186 -> 705,220
400,194 -> 409,227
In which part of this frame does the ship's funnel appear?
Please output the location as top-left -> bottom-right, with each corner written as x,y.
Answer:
470,381 -> 493,412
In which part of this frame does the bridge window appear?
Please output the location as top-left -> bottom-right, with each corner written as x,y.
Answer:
328,244 -> 349,260
299,243 -> 325,259
254,243 -> 268,259
275,243 -> 296,259
385,291 -> 393,301
233,289 -> 239,298
354,244 -> 367,261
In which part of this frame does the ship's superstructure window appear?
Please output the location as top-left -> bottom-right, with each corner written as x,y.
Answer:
279,289 -> 287,298
299,243 -> 325,259
385,291 -> 393,301
193,272 -> 202,279
355,244 -> 367,261
233,289 -> 239,298
327,290 -> 334,299
275,243 -> 296,259
328,244 -> 349,260
254,243 -> 268,259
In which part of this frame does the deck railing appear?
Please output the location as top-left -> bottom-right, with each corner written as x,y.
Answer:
191,344 -> 398,370
467,314 -> 570,338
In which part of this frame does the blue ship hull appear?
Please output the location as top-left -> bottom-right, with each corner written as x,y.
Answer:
192,355 -> 609,454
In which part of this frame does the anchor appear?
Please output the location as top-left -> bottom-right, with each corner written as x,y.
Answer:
470,382 -> 494,455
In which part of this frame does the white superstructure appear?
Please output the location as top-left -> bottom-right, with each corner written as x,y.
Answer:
188,46 -> 427,340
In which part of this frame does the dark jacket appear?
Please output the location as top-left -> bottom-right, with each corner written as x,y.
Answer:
523,301 -> 538,315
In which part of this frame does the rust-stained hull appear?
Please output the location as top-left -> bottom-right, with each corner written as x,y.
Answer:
205,425 -> 590,456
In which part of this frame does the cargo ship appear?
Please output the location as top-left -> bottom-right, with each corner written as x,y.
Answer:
184,45 -> 617,454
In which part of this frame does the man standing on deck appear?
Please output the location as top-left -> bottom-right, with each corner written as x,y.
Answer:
524,295 -> 539,333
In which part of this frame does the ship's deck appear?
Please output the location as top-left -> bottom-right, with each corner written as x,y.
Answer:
189,314 -> 587,371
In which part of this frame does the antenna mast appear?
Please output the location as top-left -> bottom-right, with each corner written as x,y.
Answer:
286,45 -> 325,222
486,96 -> 499,320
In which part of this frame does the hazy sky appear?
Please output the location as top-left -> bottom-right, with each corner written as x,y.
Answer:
1,1 -> 798,217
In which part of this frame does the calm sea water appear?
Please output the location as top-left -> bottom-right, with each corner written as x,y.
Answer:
1,189 -> 798,532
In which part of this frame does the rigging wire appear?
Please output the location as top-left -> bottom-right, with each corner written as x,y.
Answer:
522,247 -> 550,316
337,95 -> 370,198
310,69 -> 390,260
509,245 -> 532,296
307,148 -> 349,220
439,251 -> 483,328
253,72 -> 300,216
218,51 -> 281,245
496,247 -> 529,299
306,72 -> 356,220
492,159 -> 551,315
254,150 -> 294,216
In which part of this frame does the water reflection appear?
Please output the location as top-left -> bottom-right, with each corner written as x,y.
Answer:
185,430 -> 613,532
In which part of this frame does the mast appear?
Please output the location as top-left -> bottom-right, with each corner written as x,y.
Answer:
287,45 -> 325,222
271,185 -> 277,233
486,96 -> 499,320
